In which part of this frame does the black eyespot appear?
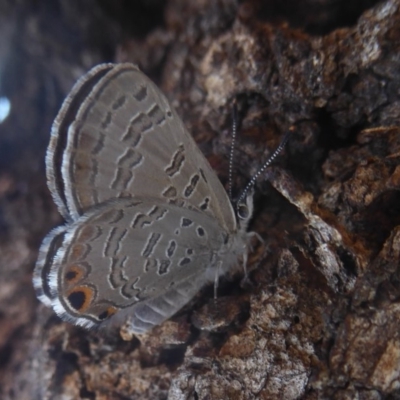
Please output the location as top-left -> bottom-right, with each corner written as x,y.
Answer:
67,291 -> 85,311
65,271 -> 77,281
98,310 -> 109,321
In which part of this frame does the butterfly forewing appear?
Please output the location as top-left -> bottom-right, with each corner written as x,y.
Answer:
47,64 -> 115,220
48,63 -> 236,232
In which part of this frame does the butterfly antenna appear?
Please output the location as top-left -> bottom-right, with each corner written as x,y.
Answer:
228,100 -> 238,199
236,125 -> 294,207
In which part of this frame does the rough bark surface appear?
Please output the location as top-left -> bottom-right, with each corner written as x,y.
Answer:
1,0 -> 400,399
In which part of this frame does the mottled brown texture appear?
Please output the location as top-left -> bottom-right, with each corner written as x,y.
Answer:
1,0 -> 400,399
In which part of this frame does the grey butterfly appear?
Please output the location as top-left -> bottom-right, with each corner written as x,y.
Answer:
33,63 -> 257,334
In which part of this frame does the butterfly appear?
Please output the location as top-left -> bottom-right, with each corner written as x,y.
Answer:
33,63 -> 259,333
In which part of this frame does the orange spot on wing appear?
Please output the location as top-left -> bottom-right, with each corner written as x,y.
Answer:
67,286 -> 94,312
98,306 -> 117,321
64,264 -> 85,284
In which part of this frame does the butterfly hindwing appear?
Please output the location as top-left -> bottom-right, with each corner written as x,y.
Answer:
35,198 -> 228,330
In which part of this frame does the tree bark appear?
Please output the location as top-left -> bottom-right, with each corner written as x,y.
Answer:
1,0 -> 399,399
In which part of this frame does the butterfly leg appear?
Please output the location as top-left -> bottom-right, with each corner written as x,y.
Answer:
247,230 -> 264,252
213,260 -> 223,301
242,250 -> 248,280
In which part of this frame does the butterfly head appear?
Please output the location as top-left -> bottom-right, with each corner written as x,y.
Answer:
235,189 -> 254,232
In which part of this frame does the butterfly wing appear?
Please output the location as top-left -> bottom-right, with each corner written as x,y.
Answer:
34,198 -> 229,332
47,63 -> 236,233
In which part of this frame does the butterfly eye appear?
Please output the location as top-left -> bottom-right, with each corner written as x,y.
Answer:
237,203 -> 250,220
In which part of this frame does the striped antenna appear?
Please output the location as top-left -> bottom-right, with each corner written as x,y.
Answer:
236,125 -> 294,208
228,100 -> 238,199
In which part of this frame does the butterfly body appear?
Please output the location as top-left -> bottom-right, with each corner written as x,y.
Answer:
34,63 -> 252,333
